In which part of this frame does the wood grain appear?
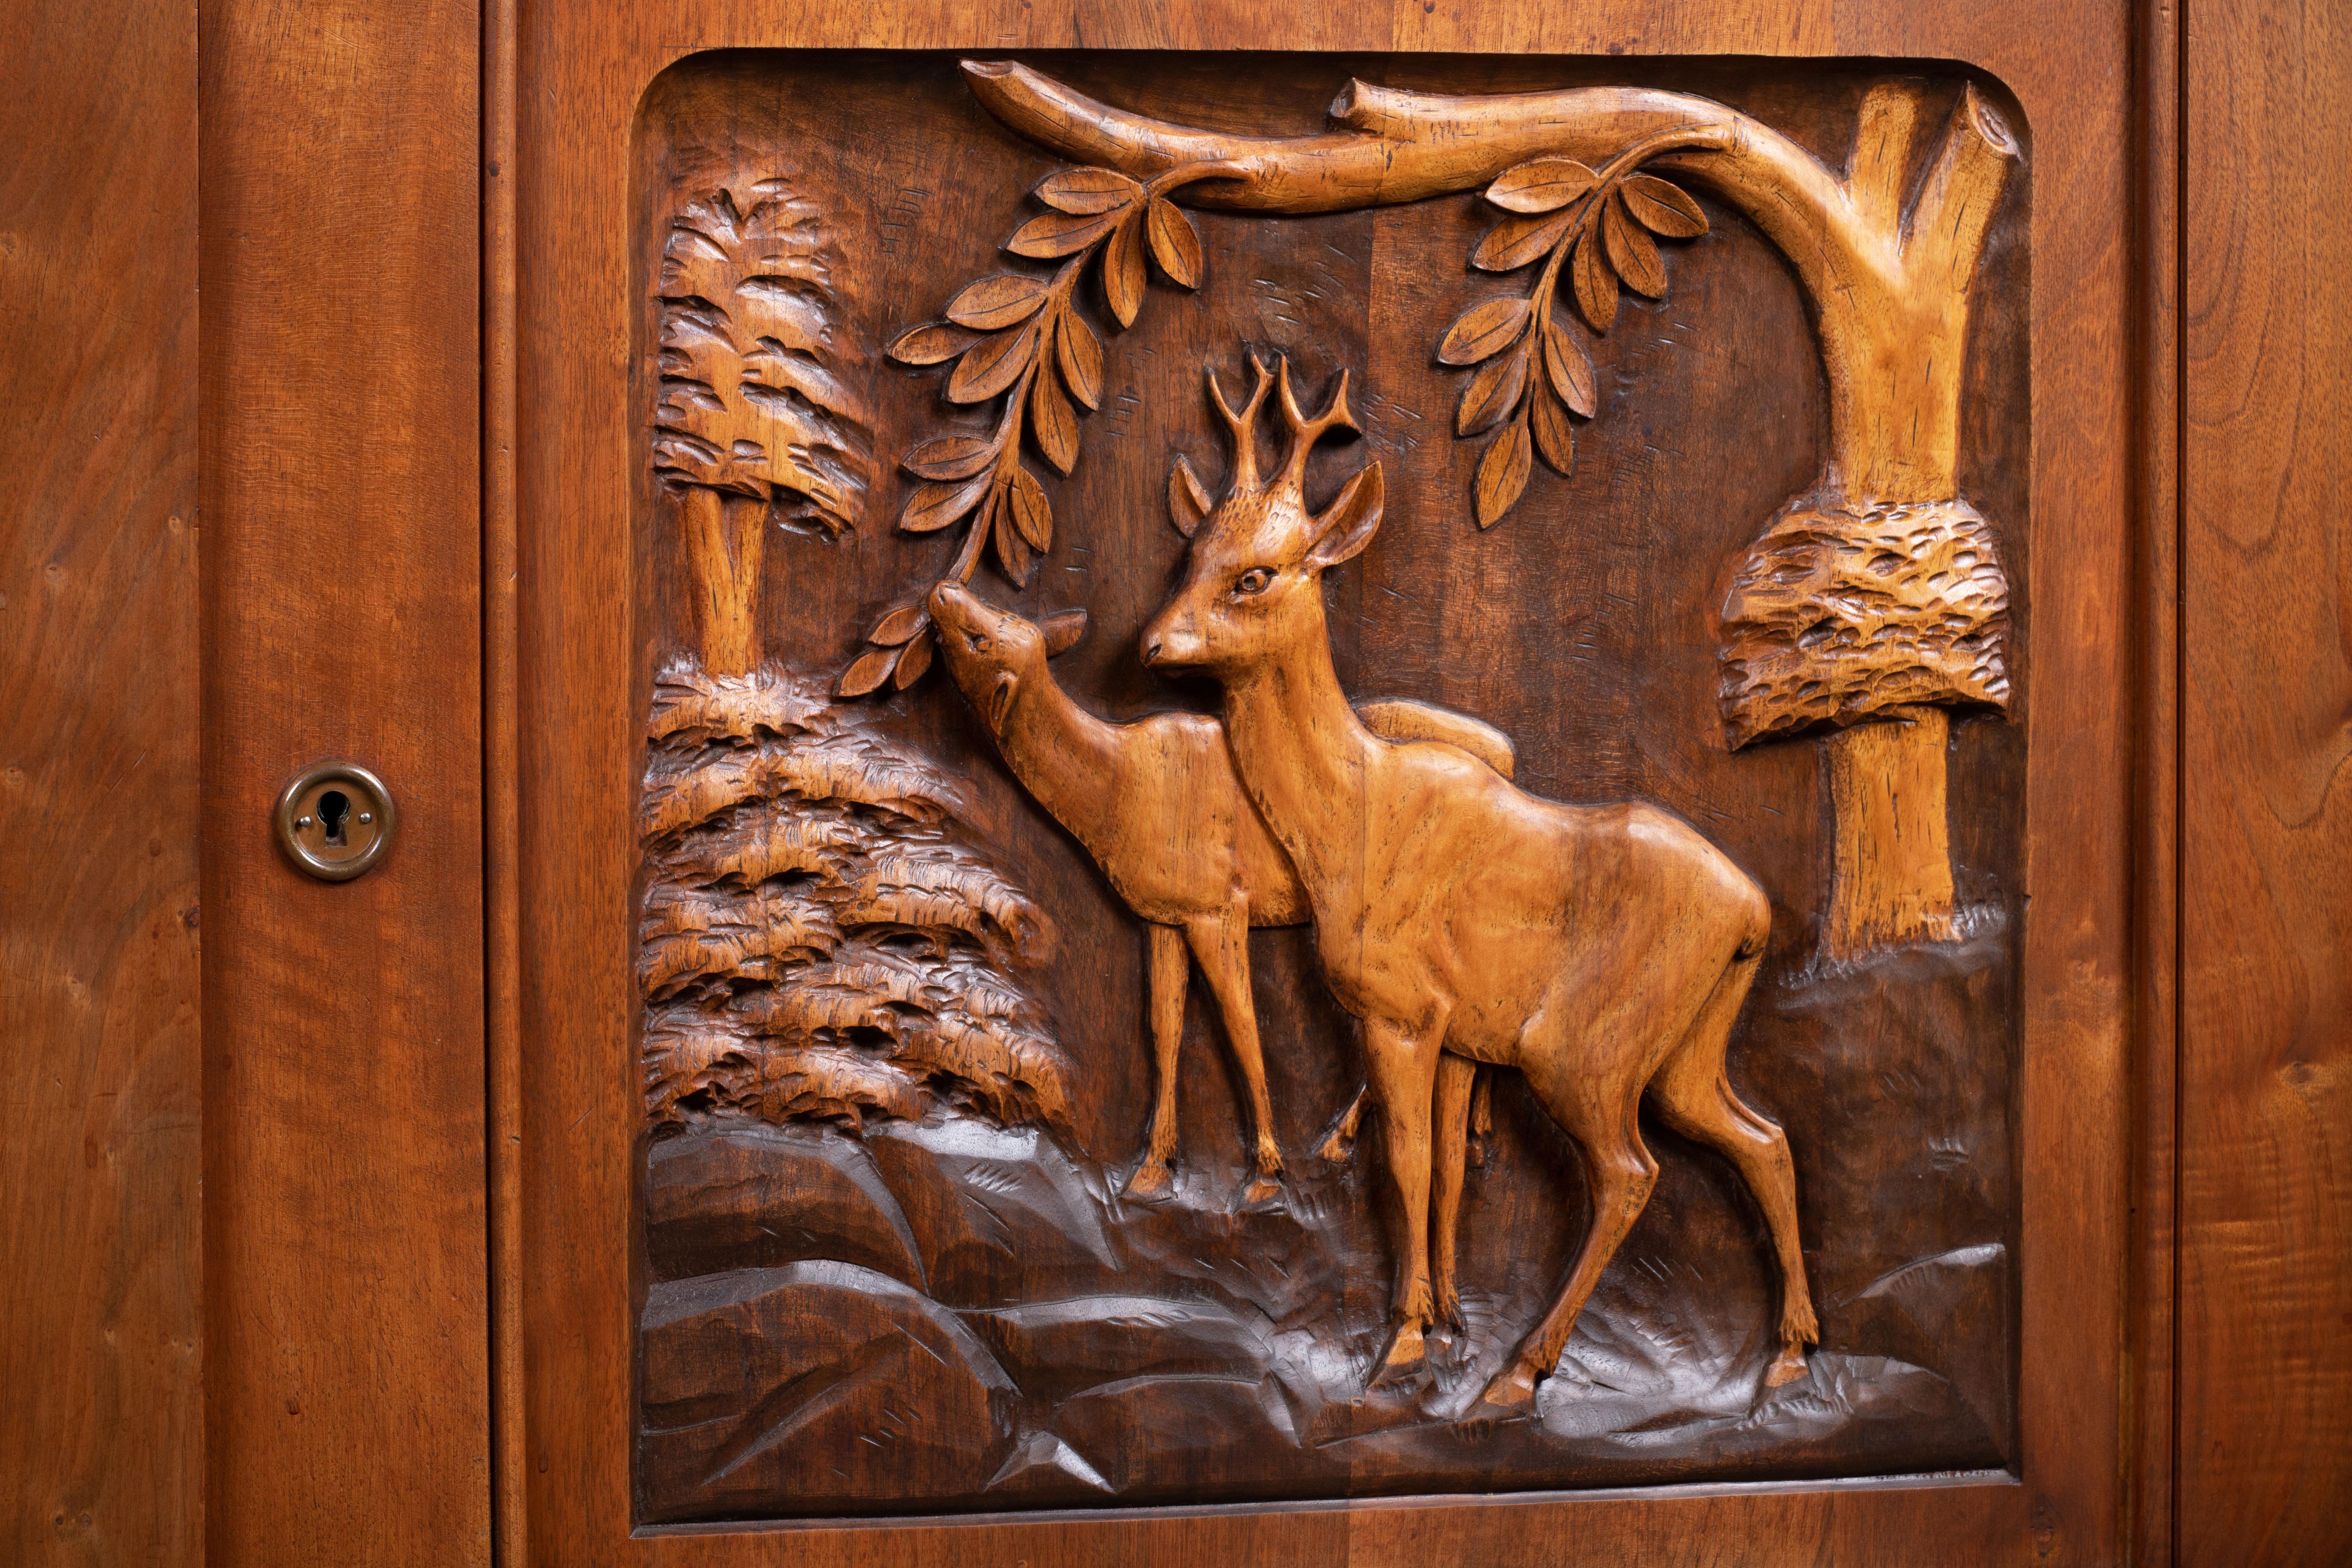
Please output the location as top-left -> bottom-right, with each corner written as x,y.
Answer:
513,5 -> 2137,1564
2179,0 -> 2352,1557
199,0 -> 490,1560
0,0 -> 202,1560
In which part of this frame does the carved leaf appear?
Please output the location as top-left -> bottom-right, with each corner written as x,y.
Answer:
1169,455 -> 1213,539
1145,197 -> 1202,288
871,605 -> 929,646
1057,312 -> 1104,410
1008,464 -> 1052,551
1438,296 -> 1532,366
1604,195 -> 1667,298
1572,223 -> 1618,332
1456,337 -> 1529,437
1035,167 -> 1144,216
1008,210 -> 1120,259
1486,157 -> 1600,214
1620,173 -> 1709,238
838,646 -> 896,697
1475,419 -> 1531,529
902,434 -> 998,482
1041,608 -> 1088,655
1473,210 -> 1573,273
1030,364 -> 1080,475
945,275 -> 1051,330
1530,383 -> 1577,475
993,488 -> 1036,585
946,317 -> 1040,404
1541,315 -> 1597,418
1102,212 -> 1146,328
891,630 -> 934,689
899,473 -> 990,533
888,322 -> 983,365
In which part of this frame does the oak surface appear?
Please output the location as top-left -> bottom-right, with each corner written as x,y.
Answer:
512,1 -> 2137,1562
199,0 -> 490,1561
0,0 -> 202,1560
2179,0 -> 2352,1558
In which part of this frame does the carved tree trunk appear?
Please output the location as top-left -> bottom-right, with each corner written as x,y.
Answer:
965,64 -> 2019,958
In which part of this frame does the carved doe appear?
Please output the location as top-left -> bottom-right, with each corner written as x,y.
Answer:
1143,355 -> 1818,1413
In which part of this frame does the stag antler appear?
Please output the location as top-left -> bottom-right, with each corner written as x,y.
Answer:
1206,355 -> 1276,490
1274,360 -> 1357,490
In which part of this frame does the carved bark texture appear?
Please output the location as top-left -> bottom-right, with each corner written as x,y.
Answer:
1719,498 -> 2010,749
655,181 -> 871,673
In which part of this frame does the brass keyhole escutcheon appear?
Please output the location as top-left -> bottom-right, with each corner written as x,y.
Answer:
275,761 -> 396,882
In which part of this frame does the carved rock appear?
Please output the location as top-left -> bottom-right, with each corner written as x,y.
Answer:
639,1261 -> 1015,1521
861,1119 -> 1121,1308
644,1119 -> 928,1289
963,1294 -> 1274,1407
1045,1374 -> 1307,1501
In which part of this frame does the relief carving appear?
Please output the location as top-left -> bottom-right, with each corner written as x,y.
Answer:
635,54 -> 2027,1520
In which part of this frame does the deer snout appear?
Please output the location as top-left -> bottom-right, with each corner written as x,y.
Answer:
1141,597 -> 1207,667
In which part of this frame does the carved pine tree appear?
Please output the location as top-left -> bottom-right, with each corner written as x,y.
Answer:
655,179 -> 871,675
639,666 -> 1070,1135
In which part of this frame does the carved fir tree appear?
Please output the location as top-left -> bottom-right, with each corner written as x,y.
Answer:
964,64 -> 2021,959
655,180 -> 870,675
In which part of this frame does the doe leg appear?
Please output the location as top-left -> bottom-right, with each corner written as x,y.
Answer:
1363,1018 -> 1442,1389
1122,922 -> 1189,1202
1184,906 -> 1283,1206
1317,1085 -> 1371,1163
1429,1053 -> 1476,1333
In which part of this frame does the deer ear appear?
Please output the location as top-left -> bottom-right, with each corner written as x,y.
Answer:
1306,462 -> 1384,568
1040,608 -> 1088,657
1169,455 -> 1213,539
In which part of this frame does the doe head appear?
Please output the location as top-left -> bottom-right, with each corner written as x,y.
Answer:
1141,355 -> 1384,676
926,579 -> 1086,739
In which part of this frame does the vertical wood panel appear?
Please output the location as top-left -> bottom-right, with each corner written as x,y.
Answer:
2181,0 -> 2352,1558
0,0 -> 202,1561
199,0 -> 490,1561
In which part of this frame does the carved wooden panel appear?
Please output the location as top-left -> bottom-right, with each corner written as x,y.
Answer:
629,51 -> 2027,1523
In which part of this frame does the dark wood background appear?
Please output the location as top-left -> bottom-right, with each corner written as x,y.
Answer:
1,0 -> 2344,1562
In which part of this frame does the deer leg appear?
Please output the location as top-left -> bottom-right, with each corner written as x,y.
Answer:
1472,1071 -> 1658,1417
1430,1053 -> 1477,1334
1123,922 -> 1190,1203
1363,1018 -> 1442,1389
1183,905 -> 1284,1207
1317,1084 -> 1370,1163
1649,948 -> 1816,1386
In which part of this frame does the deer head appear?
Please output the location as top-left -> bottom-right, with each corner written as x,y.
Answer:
927,579 -> 1087,738
1141,355 -> 1384,676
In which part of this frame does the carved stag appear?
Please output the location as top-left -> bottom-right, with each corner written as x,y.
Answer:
1141,356 -> 1817,1413
966,58 -> 2020,961
927,578 -> 1513,1217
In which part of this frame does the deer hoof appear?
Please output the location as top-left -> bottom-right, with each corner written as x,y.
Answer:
1239,1173 -> 1284,1209
1122,1162 -> 1174,1203
1763,1343 -> 1812,1389
1466,1360 -> 1540,1419
1368,1322 -> 1426,1390
1316,1130 -> 1354,1165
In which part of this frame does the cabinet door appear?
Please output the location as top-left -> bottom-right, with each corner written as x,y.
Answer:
505,9 -> 2140,1562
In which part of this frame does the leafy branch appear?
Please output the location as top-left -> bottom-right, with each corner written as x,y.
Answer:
841,160 -> 1243,697
1439,132 -> 1712,528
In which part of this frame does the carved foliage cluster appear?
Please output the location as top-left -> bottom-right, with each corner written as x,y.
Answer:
654,179 -> 871,532
1718,498 -> 2012,748
842,162 -> 1241,696
1443,151 -> 1710,527
640,664 -> 1070,1130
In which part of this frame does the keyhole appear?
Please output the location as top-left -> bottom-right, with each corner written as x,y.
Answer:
318,789 -> 351,846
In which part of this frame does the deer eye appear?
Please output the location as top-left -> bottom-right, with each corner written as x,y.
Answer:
965,629 -> 992,652
1234,568 -> 1275,597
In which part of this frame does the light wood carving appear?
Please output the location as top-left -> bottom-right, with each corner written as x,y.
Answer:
966,62 -> 2021,957
1141,355 -> 1818,1411
928,578 -> 1514,1216
655,181 -> 871,675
